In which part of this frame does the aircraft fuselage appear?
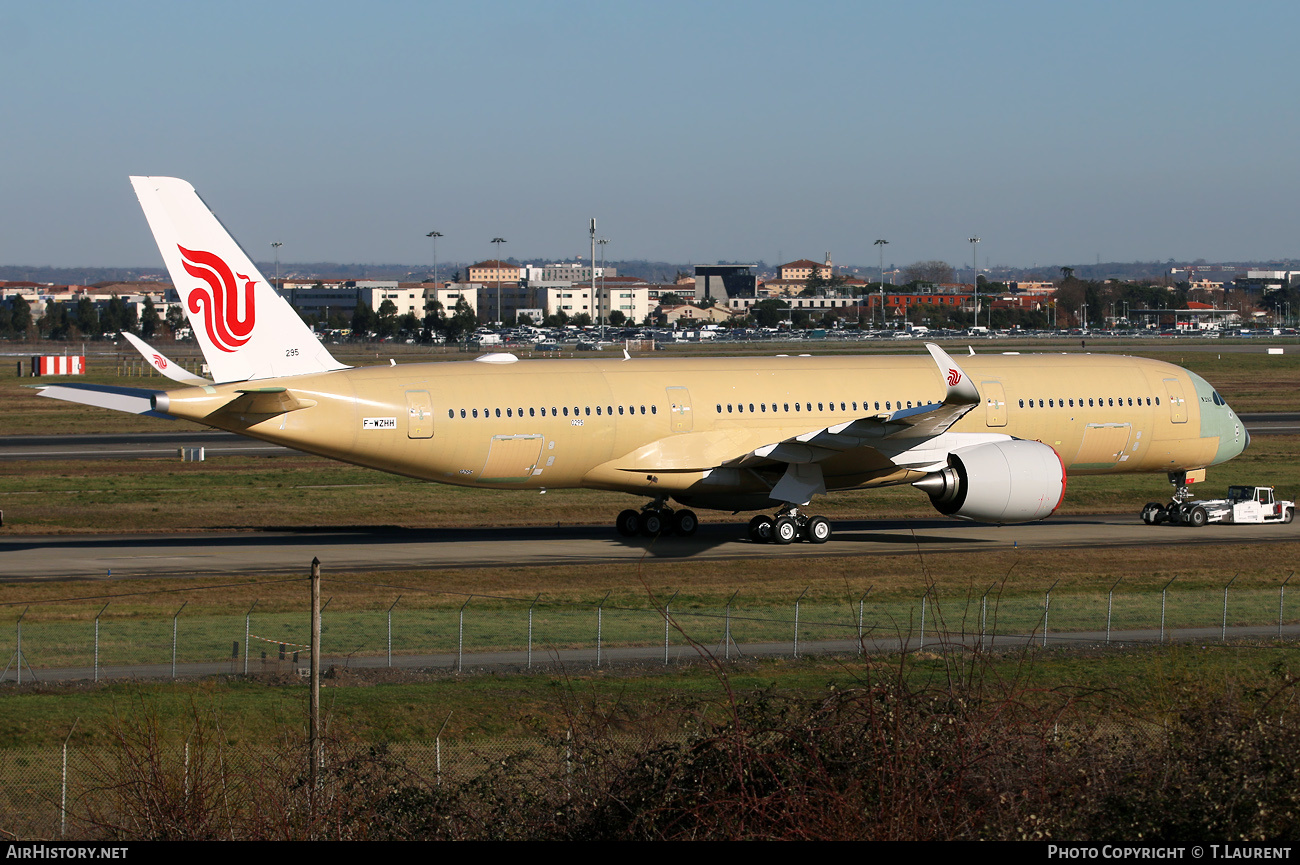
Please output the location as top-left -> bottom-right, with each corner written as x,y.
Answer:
153,351 -> 1245,512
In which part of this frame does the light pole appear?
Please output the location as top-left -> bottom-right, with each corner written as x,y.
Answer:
588,218 -> 596,324
426,231 -> 443,335
425,231 -> 442,286
598,237 -> 609,335
968,236 -> 980,329
874,239 -> 888,329
490,237 -> 506,325
271,242 -> 283,292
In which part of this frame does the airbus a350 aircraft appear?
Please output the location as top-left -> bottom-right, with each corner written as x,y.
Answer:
36,177 -> 1249,543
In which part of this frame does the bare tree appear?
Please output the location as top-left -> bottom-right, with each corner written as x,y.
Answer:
903,261 -> 954,285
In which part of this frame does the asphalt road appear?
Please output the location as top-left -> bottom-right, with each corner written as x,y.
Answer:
2,514 -> 1296,581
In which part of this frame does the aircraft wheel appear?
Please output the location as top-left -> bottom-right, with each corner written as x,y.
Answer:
804,515 -> 832,544
1141,502 -> 1163,525
673,509 -> 698,536
748,515 -> 774,543
640,509 -> 665,537
1189,506 -> 1208,528
616,509 -> 640,537
773,516 -> 798,545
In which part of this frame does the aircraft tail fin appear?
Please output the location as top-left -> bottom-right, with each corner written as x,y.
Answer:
129,176 -> 348,383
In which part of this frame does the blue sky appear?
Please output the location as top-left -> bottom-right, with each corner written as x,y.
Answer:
2,0 -> 1297,271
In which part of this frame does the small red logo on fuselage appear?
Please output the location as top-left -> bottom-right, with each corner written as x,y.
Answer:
947,368 -> 962,386
178,245 -> 256,353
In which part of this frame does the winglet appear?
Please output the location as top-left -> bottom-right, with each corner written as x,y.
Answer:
925,343 -> 980,405
120,331 -> 212,385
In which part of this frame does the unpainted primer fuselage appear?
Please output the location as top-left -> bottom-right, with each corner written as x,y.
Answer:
154,351 -> 1246,512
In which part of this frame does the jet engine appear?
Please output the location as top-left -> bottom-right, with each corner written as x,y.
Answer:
912,440 -> 1066,524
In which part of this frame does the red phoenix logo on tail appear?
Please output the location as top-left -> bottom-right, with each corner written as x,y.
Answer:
947,368 -> 962,387
178,245 -> 257,353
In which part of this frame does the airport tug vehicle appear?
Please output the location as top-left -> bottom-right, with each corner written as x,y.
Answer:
1143,481 -> 1294,527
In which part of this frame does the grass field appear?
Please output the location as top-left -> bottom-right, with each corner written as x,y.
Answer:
4,335 -> 1300,774
3,636 -> 1299,750
3,540 -> 1298,686
1,432 -> 1296,533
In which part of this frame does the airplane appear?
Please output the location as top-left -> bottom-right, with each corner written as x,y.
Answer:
34,176 -> 1250,543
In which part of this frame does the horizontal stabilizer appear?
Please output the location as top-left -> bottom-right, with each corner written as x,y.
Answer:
33,383 -> 172,418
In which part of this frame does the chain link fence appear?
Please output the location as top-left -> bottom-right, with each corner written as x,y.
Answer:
2,573 -> 1298,683
0,733 -> 632,840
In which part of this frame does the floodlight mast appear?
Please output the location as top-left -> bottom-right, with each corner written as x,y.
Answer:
491,237 -> 506,324
873,239 -> 888,328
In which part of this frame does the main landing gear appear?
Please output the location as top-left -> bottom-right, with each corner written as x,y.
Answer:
747,507 -> 832,545
615,500 -> 699,538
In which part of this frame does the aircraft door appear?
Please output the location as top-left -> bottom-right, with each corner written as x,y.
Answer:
406,390 -> 434,439
1162,378 -> 1188,424
981,381 -> 1008,427
666,386 -> 694,432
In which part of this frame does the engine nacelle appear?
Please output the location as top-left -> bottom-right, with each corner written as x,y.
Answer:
913,440 -> 1066,524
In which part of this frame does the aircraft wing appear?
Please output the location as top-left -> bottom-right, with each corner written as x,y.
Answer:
719,343 -> 988,504
586,343 -> 999,505
728,343 -> 980,466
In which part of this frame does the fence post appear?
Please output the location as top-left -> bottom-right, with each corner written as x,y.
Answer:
1280,572 -> 1294,639
1106,578 -> 1121,645
14,607 -> 28,685
435,711 -> 452,788
244,600 -> 258,676
528,594 -> 541,670
724,590 -> 739,661
61,719 -> 78,837
309,558 -> 322,810
793,587 -> 809,658
386,595 -> 402,668
1160,576 -> 1177,644
171,602 -> 187,678
1222,573 -> 1238,642
857,587 -> 873,656
457,596 -> 471,673
596,591 -> 610,667
663,590 -> 679,665
982,580 -> 993,647
1042,579 -> 1059,648
919,590 -> 927,651
94,603 -> 108,683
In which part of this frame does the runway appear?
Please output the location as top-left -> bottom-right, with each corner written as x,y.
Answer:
0,413 -> 1294,462
2,514 -> 1296,581
0,430 -> 296,461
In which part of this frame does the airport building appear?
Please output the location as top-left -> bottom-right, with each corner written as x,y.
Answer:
693,264 -> 758,303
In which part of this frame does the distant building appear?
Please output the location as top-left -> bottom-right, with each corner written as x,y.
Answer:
776,257 -> 833,282
694,264 -> 758,303
520,263 -> 614,283
468,260 -> 521,286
